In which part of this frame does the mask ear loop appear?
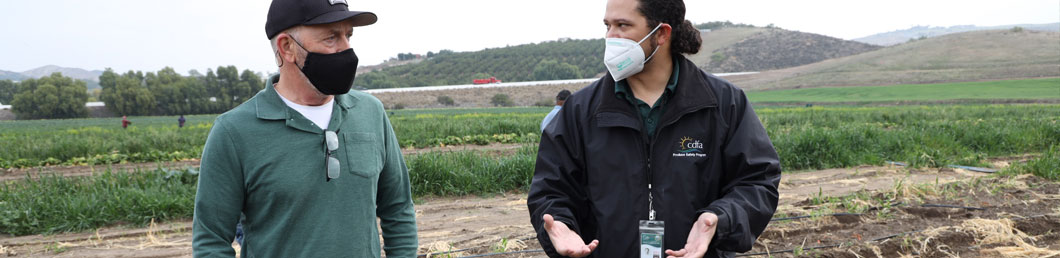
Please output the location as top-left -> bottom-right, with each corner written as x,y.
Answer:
639,23 -> 664,63
276,50 -> 284,68
277,34 -> 310,68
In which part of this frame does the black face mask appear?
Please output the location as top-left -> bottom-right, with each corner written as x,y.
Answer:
291,38 -> 359,95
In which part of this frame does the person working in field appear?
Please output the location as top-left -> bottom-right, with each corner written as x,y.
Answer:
541,89 -> 571,132
192,0 -> 418,257
527,0 -> 781,257
178,115 -> 186,128
121,116 -> 131,129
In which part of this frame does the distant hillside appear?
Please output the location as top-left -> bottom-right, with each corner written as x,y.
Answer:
356,38 -> 603,89
11,65 -> 104,90
685,27 -> 768,68
361,26 -> 884,89
0,70 -> 26,81
854,23 -> 1060,46
694,28 -> 880,73
729,29 -> 1060,90
21,65 -> 103,82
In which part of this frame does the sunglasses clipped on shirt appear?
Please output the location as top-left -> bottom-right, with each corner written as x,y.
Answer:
325,130 -> 340,181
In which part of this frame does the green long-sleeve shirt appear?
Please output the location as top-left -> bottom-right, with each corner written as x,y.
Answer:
192,76 -> 418,257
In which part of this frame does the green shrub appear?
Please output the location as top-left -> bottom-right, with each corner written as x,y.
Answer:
491,94 -> 514,107
437,95 -> 455,106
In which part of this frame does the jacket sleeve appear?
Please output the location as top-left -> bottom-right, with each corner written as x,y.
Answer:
699,88 -> 781,253
192,117 -> 244,258
528,105 -> 592,258
376,113 -> 419,257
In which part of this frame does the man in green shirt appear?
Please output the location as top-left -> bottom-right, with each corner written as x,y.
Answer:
192,0 -> 418,257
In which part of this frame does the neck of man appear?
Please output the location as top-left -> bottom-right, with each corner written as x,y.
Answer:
274,66 -> 333,106
625,51 -> 673,108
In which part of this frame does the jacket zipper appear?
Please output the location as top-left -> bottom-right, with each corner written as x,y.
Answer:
647,134 -> 656,221
645,105 -> 707,222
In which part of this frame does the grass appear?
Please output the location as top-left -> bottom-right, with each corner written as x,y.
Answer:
0,110 -> 546,167
390,112 -> 543,148
0,168 -> 198,236
763,104 -> 1060,170
747,78 -> 1060,103
406,145 -> 537,196
999,145 -> 1060,180
0,115 -> 213,168
3,104 -> 1058,173
0,146 -> 539,236
1,104 -> 1057,236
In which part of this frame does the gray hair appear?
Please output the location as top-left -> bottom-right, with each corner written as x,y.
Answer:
270,26 -> 302,67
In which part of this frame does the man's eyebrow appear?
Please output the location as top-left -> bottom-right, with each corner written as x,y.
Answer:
604,18 -> 634,24
329,27 -> 343,35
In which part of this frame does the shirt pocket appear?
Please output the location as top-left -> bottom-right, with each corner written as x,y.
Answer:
342,132 -> 384,178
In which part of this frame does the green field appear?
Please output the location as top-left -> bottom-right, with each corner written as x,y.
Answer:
2,104 -> 1057,171
747,78 -> 1060,103
2,104 -> 1059,236
0,108 -> 550,168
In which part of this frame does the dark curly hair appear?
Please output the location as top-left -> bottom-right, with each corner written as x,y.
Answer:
636,0 -> 702,56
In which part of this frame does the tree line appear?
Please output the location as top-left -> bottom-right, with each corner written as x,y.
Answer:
695,21 -> 759,30
355,21 -> 761,90
356,38 -> 605,89
1,66 -> 264,119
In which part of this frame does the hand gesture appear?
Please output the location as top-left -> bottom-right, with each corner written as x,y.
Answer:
665,212 -> 718,258
543,214 -> 599,257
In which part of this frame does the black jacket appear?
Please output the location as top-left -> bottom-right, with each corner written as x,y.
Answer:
528,56 -> 781,258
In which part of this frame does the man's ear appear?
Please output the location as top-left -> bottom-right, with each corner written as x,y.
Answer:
277,34 -> 299,66
655,23 -> 673,46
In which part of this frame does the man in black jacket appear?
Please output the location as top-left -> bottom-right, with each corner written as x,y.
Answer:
527,0 -> 781,257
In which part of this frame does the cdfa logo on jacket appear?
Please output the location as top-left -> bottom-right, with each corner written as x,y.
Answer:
674,136 -> 706,157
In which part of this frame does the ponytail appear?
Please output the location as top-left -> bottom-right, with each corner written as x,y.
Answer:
636,0 -> 701,55
670,20 -> 702,55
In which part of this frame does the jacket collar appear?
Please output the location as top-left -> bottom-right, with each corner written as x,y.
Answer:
594,55 -> 718,128
255,74 -> 358,121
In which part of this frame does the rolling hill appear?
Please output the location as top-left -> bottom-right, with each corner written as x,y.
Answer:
727,29 -> 1060,91
0,70 -> 27,81
355,38 -> 605,89
854,23 -> 1060,46
2,65 -> 105,90
358,26 -> 879,89
689,28 -> 881,73
19,65 -> 103,82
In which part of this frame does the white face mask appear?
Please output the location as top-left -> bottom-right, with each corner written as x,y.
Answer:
604,23 -> 663,82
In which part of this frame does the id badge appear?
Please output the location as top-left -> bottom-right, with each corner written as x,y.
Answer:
639,220 -> 664,258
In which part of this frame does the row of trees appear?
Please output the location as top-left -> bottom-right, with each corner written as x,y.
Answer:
356,38 -> 604,89
9,73 -> 90,119
0,80 -> 15,105
99,66 -> 263,116
695,21 -> 759,30
1,66 -> 265,119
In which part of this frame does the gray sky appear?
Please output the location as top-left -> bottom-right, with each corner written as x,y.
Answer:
1,0 -> 1056,76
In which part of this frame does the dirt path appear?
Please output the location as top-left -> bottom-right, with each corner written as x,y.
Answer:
0,160 -> 202,183
2,160 -> 1057,257
0,193 -> 539,258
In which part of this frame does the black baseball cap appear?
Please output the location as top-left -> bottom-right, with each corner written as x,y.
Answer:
265,0 -> 378,39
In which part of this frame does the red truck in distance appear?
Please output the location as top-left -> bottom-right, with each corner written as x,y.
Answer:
472,77 -> 503,84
